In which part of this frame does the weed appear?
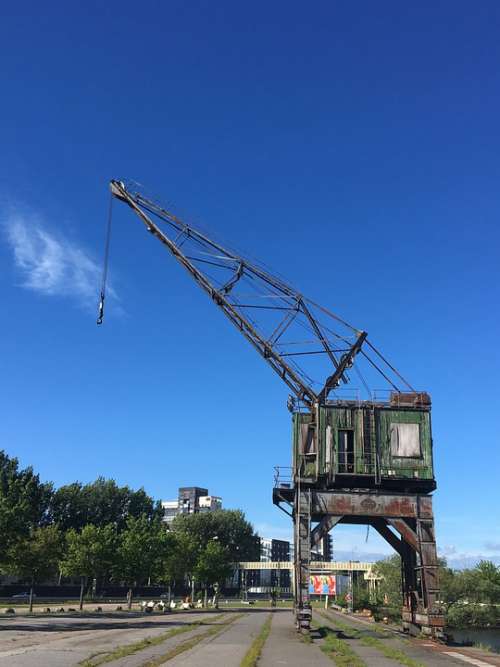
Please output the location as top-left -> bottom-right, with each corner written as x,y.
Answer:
78,613 -> 226,666
360,636 -> 425,667
240,613 -> 273,667
140,613 -> 244,666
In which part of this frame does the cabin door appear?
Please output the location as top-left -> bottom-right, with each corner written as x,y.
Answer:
338,429 -> 355,473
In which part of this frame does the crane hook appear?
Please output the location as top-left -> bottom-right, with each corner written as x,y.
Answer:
96,291 -> 105,325
96,194 -> 113,326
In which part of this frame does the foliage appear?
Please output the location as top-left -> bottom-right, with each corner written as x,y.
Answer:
372,553 -> 403,616
5,525 -> 63,585
440,559 -> 500,627
446,603 -> 498,628
1,453 -> 260,602
171,509 -> 260,562
352,580 -> 371,610
61,524 -> 118,581
170,509 -> 259,597
112,515 -> 166,587
50,478 -> 161,532
372,554 -> 500,628
156,531 -> 197,587
193,541 -> 232,587
0,451 -> 53,561
464,560 -> 500,605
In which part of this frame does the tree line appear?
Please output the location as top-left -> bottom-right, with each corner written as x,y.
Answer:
368,554 -> 500,628
0,451 -> 259,611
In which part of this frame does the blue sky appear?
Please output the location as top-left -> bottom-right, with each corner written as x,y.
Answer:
1,1 -> 499,567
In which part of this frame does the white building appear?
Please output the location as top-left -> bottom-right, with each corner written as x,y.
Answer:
161,487 -> 222,523
198,495 -> 222,512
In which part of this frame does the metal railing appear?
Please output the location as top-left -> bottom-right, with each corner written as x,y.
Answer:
274,466 -> 293,488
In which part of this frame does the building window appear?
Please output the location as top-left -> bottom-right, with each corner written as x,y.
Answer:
338,429 -> 354,473
390,423 -> 421,458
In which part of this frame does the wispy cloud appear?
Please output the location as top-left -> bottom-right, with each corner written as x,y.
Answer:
438,544 -> 500,569
254,522 -> 292,542
4,206 -> 117,310
334,549 -> 390,563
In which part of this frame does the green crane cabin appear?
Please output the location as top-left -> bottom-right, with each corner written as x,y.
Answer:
293,392 -> 435,493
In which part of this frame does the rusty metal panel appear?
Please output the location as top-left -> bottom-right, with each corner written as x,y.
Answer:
418,521 -> 435,543
389,518 -> 418,550
417,496 -> 433,518
415,612 -> 444,627
390,392 -> 431,407
420,543 -> 438,565
311,491 -> 419,517
422,567 -> 439,590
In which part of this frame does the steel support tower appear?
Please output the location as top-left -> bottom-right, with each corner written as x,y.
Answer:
274,482 -> 443,635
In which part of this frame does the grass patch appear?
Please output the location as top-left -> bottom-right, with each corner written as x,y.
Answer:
316,612 -> 423,667
78,614 -> 226,666
318,611 -> 391,639
359,636 -> 425,667
139,613 -> 244,666
314,624 -> 367,667
240,613 -> 272,667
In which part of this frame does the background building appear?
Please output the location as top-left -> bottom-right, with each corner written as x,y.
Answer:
161,486 -> 222,524
244,537 -> 292,593
311,535 -> 333,561
260,537 -> 290,562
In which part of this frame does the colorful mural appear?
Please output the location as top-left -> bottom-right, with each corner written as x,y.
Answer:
309,574 -> 336,595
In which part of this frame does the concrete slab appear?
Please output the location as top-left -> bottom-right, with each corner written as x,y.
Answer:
0,610 -> 214,667
108,612 -> 246,667
166,611 -> 265,667
322,610 -> 500,667
259,608 -> 332,667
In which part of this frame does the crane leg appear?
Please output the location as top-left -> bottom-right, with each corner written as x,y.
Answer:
294,489 -> 312,632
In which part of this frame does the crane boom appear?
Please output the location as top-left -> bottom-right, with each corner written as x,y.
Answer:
105,179 -> 414,405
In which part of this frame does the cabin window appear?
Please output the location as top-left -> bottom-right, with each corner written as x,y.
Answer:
338,429 -> 355,473
299,424 -> 315,454
390,423 -> 421,458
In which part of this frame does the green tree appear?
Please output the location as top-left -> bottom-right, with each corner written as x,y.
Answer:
155,531 -> 197,603
50,478 -> 161,532
172,509 -> 259,562
60,524 -> 118,610
171,510 -> 258,602
0,451 -> 53,562
112,515 -> 166,609
373,554 -> 403,612
352,578 -> 371,611
193,541 -> 232,607
372,555 -> 500,628
473,560 -> 500,605
5,525 -> 62,612
443,560 -> 500,628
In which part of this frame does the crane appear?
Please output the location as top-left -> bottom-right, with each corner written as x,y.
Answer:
99,179 -> 413,406
99,180 -> 442,636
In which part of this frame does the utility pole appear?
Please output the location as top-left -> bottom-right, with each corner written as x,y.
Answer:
348,562 -> 353,614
